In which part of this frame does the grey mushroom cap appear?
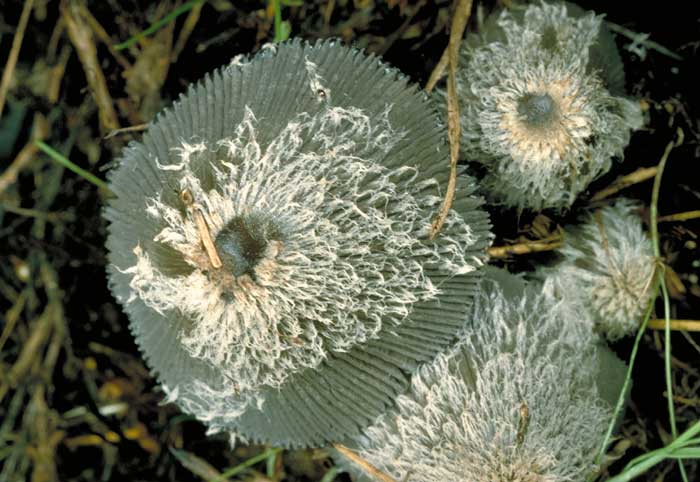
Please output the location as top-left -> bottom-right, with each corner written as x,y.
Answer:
104,39 -> 491,447
335,268 -> 618,482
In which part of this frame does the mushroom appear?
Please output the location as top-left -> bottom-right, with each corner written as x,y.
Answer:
104,39 -> 491,447
443,1 -> 643,210
540,200 -> 656,340
336,269 -> 623,482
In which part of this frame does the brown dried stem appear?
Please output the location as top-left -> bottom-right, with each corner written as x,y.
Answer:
429,0 -> 472,239
0,0 -> 35,117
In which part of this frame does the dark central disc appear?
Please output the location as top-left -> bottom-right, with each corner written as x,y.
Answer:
517,93 -> 557,127
214,215 -> 280,277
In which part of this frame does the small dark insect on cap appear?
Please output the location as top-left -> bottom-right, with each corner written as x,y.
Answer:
104,39 -> 491,448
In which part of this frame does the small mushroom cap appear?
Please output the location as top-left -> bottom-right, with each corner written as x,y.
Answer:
105,39 -> 491,447
446,1 -> 643,210
540,199 -> 656,340
475,1 -> 627,94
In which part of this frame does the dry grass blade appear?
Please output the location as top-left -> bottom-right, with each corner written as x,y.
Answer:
332,444 -> 398,482
487,237 -> 563,258
658,210 -> 700,222
648,319 -> 700,332
0,114 -> 49,196
0,0 -> 35,117
61,0 -> 120,134
429,0 -> 473,239
424,48 -> 449,93
169,447 -> 224,481
591,166 -> 658,202
81,6 -> 133,70
171,0 -> 204,62
0,303 -> 55,403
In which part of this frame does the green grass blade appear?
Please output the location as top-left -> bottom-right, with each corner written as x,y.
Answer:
320,466 -> 340,482
34,140 -> 113,195
650,132 -> 687,482
211,447 -> 281,482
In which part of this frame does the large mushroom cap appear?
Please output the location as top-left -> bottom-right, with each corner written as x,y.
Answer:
105,39 -> 491,447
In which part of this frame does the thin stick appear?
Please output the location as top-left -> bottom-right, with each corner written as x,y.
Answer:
333,444 -> 397,482
488,237 -> 562,258
429,0 -> 472,239
648,320 -> 700,332
590,166 -> 658,202
0,0 -> 35,117
62,0 -> 120,134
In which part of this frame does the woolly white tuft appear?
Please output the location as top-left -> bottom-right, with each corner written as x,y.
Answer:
541,200 -> 656,340
450,1 -> 642,210
341,280 -> 609,482
121,104 -> 480,410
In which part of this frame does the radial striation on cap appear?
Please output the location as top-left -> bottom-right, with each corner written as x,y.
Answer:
104,39 -> 491,447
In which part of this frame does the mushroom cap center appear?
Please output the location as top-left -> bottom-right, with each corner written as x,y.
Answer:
214,215 -> 281,278
517,92 -> 558,127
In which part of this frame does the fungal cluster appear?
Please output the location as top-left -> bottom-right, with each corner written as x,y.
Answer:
104,0 -> 650,479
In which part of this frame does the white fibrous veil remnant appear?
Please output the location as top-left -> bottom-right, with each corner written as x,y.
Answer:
124,104 -> 475,399
444,1 -> 643,210
541,200 -> 656,340
104,39 -> 491,447
338,274 -> 610,482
